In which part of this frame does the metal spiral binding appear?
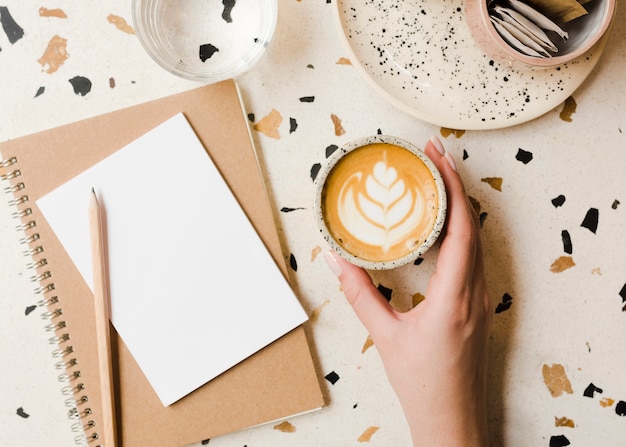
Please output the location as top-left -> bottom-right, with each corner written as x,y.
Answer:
0,156 -> 17,168
30,269 -> 51,282
17,219 -> 36,232
45,320 -> 67,332
1,156 -> 94,446
0,168 -> 20,181
4,181 -> 25,194
8,194 -> 28,206
38,295 -> 59,307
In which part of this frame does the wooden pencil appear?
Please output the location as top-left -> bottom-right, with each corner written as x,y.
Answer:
89,188 -> 118,447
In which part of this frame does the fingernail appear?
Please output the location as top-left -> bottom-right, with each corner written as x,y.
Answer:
323,251 -> 342,276
445,150 -> 457,171
430,135 -> 445,155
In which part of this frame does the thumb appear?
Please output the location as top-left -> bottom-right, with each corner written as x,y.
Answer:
324,251 -> 396,337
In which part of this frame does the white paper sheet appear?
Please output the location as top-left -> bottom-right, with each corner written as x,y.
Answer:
37,113 -> 307,406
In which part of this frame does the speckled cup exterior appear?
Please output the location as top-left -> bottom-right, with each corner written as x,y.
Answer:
465,0 -> 616,68
314,135 -> 447,270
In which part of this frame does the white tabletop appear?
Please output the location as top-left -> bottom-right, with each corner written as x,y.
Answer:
1,1 -> 625,446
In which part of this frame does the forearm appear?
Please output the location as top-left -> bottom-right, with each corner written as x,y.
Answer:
400,371 -> 489,447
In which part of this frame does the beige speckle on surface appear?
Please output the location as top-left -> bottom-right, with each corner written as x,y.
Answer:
481,177 -> 503,191
273,421 -> 296,433
559,96 -> 577,122
600,397 -> 615,407
309,299 -> 330,323
550,256 -> 576,273
357,426 -> 379,442
253,109 -> 283,139
361,335 -> 374,353
107,14 -> 135,34
38,7 -> 67,18
440,127 -> 465,138
554,416 -> 575,427
412,292 -> 426,307
311,246 -> 322,262
542,364 -> 574,397
331,113 -> 346,136
37,35 -> 68,74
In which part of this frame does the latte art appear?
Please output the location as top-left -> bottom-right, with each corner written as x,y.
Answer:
322,142 -> 440,263
338,159 -> 425,254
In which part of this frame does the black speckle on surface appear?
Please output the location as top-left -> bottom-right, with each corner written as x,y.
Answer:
25,305 -> 36,316
581,208 -> 599,234
199,43 -> 219,62
299,96 -> 315,103
495,293 -> 513,314
353,402 -> 358,409
549,435 -> 570,447
221,0 -> 236,23
325,144 -> 339,158
16,407 -> 29,418
551,195 -> 566,208
247,112 -> 255,122
68,76 -> 92,96
612,199 -> 620,209
561,230 -> 572,254
583,382 -> 603,398
289,117 -> 298,134
479,212 -> 488,227
34,86 -> 45,98
310,163 -> 321,182
280,207 -> 305,213
616,400 -> 626,416
462,149 -> 469,160
201,438 -> 210,445
619,283 -> 626,303
325,371 -> 340,385
515,148 -> 533,164
0,6 -> 25,44
377,284 -> 392,302
413,257 -> 424,266
289,253 -> 297,272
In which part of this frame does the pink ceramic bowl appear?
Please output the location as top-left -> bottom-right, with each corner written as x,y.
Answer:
465,0 -> 617,68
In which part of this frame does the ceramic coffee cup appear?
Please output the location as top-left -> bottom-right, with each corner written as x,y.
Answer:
314,135 -> 447,270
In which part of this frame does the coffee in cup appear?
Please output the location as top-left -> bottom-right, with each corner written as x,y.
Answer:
314,135 -> 446,270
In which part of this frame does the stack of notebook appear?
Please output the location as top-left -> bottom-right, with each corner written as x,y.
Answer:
0,80 -> 324,446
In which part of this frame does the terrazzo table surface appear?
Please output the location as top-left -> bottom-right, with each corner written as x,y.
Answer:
1,1 -> 625,446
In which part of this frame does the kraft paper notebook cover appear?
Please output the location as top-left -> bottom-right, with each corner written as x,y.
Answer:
36,113 -> 309,409
0,80 -> 324,446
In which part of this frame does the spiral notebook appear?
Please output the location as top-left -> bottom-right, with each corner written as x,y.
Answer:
0,80 -> 324,446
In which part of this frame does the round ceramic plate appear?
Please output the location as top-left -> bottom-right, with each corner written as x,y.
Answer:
333,0 -> 606,130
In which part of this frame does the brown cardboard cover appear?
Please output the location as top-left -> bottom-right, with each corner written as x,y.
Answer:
0,80 -> 324,446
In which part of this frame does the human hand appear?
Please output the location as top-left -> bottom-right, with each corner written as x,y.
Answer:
324,135 -> 490,447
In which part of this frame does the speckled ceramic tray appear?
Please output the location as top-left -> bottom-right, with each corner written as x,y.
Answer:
333,0 -> 606,130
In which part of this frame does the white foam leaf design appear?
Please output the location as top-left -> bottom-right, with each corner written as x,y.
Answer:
338,159 -> 425,253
